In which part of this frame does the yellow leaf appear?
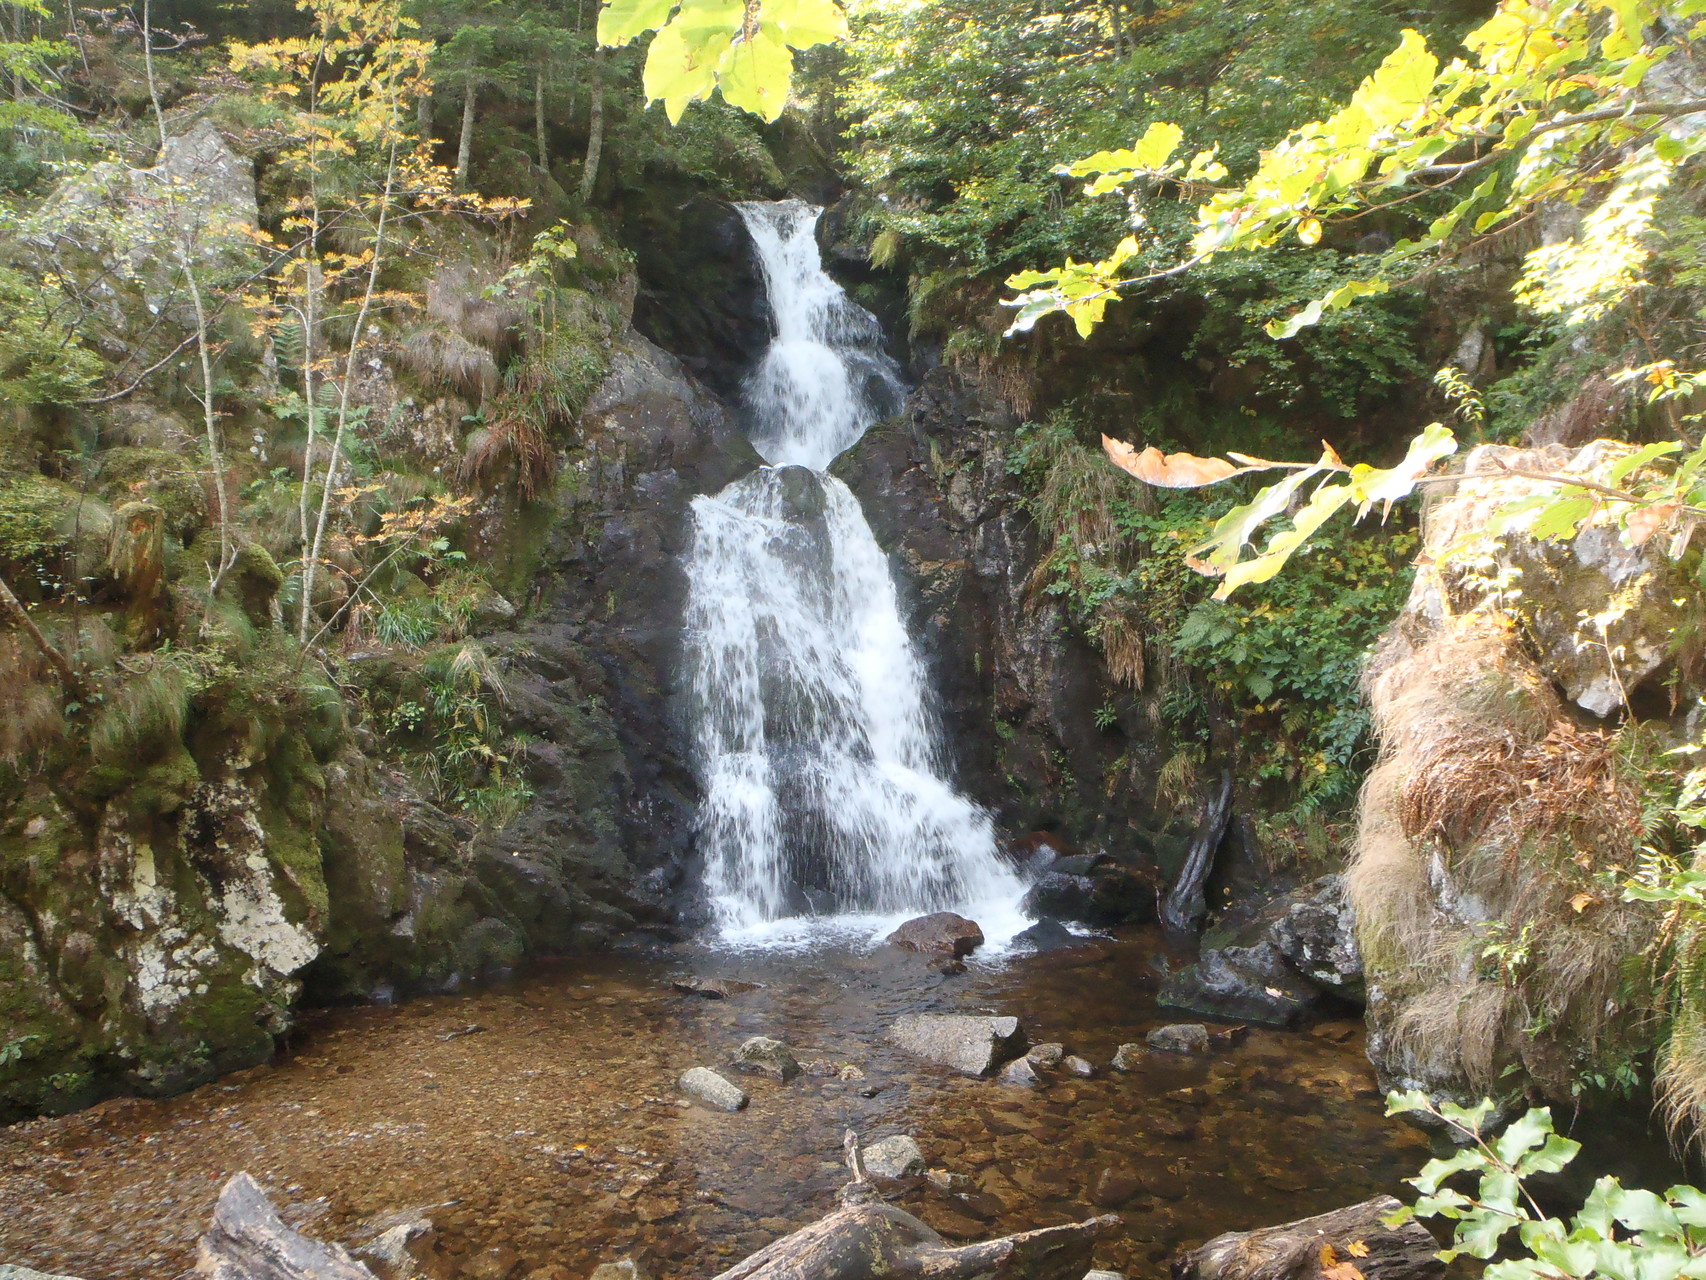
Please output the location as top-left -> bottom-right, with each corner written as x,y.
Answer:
1570,892 -> 1599,914
1298,217 -> 1323,246
1346,1241 -> 1370,1259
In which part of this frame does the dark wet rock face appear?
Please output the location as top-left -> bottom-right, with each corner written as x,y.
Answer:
1158,943 -> 1322,1027
1153,876 -> 1363,1034
832,375 -> 1181,891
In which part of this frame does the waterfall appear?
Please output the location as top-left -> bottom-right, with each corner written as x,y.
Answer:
683,199 -> 1028,946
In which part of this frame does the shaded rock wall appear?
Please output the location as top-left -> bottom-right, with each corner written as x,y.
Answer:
834,366 -> 1185,880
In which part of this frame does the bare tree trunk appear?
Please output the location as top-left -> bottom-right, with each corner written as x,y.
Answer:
455,81 -> 476,189
535,66 -> 549,172
579,49 -> 603,203
416,86 -> 433,145
0,572 -> 88,700
185,266 -> 234,591
712,1133 -> 1118,1280
300,133 -> 403,649
142,0 -> 233,590
1108,0 -> 1126,56
1175,1195 -> 1443,1280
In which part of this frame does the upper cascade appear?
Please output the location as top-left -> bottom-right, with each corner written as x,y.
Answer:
737,200 -> 905,470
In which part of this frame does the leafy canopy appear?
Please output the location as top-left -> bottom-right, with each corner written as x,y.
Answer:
1007,0 -> 1706,339
597,0 -> 847,122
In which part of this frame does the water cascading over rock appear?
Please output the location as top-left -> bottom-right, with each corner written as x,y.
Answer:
684,200 -> 1026,941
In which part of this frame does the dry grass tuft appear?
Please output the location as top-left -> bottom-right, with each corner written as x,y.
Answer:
1353,610 -> 1655,1099
401,325 -> 500,403
1399,720 -> 1641,854
0,633 -> 68,766
458,414 -> 556,502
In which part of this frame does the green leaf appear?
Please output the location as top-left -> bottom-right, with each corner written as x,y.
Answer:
1605,440 -> 1681,484
1215,481 -> 1354,599
1602,1184 -> 1682,1235
1186,467 -> 1320,576
1456,1206 -> 1522,1259
1528,493 -> 1597,542
1493,1108 -> 1555,1166
1386,1088 -> 1435,1118
763,0 -> 847,48
644,18 -> 722,122
717,24 -> 794,121
1267,278 -> 1391,339
1515,1133 -> 1581,1177
599,0 -> 676,46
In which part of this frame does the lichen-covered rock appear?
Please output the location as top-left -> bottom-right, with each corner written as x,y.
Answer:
1146,1024 -> 1210,1054
861,1134 -> 925,1180
734,1035 -> 803,1082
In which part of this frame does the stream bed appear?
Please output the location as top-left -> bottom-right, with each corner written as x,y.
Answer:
0,929 -> 1436,1279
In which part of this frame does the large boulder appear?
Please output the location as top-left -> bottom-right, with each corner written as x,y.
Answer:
886,912 -> 984,957
1158,943 -> 1320,1027
1270,875 -> 1362,999
1349,442 -> 1668,1109
889,1013 -> 1026,1076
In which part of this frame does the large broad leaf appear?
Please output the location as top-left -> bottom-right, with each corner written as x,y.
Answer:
600,0 -> 676,46
673,0 -> 746,43
763,0 -> 847,48
644,19 -> 722,123
1186,467 -> 1320,577
1351,422 -> 1457,518
1214,481 -> 1355,598
717,24 -> 793,121
1102,436 -> 1247,487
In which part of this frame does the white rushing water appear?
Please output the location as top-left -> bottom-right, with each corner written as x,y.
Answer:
684,200 -> 1029,949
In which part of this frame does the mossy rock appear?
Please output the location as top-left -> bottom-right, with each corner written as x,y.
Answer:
97,447 -> 206,541
224,542 -> 284,630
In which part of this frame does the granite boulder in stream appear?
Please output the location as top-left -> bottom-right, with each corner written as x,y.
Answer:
889,1014 -> 1025,1076
680,1067 -> 749,1112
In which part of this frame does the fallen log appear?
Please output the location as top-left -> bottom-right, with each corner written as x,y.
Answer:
1171,1195 -> 1442,1280
196,1172 -> 377,1280
712,1133 -> 1119,1280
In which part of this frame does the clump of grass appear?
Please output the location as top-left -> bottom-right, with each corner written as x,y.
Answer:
400,324 -> 500,403
1351,613 -> 1656,1100
89,654 -> 197,769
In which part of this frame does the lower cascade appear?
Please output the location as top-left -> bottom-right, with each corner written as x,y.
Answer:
684,199 -> 1027,943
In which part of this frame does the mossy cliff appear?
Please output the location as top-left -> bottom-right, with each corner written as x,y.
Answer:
1349,441 -> 1703,1113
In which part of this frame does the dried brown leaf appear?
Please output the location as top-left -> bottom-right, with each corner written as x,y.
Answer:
1103,436 -> 1240,488
1625,502 -> 1679,547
